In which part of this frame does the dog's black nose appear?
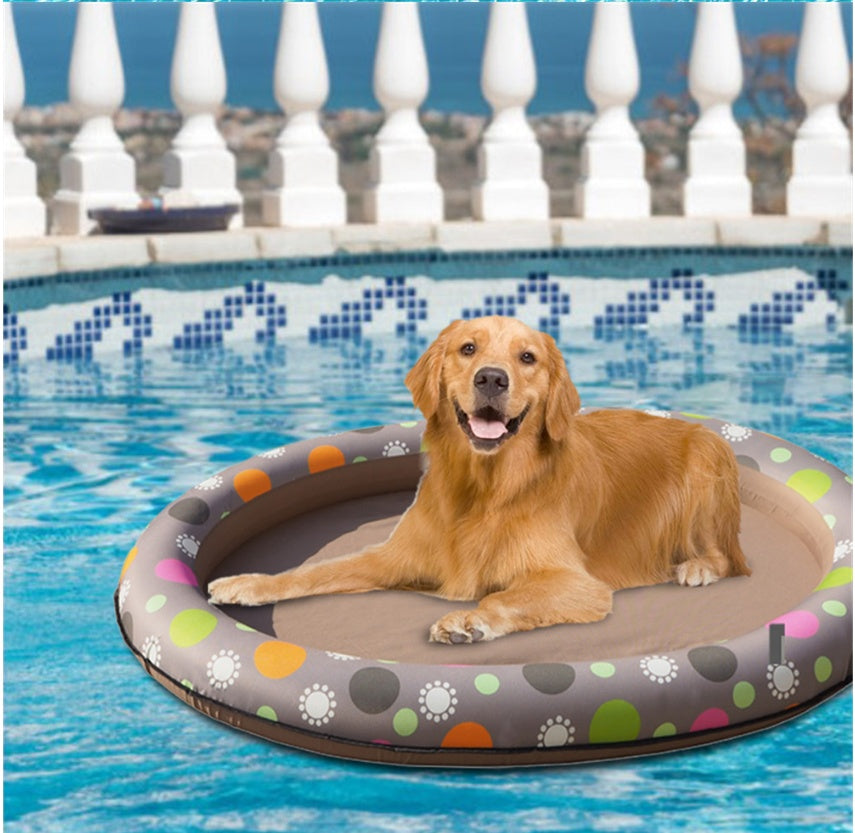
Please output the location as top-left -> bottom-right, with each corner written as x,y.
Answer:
474,366 -> 509,398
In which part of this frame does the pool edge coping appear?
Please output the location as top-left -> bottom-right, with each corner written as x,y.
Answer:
5,217 -> 853,281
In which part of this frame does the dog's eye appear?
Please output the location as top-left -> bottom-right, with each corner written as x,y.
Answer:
460,343 -> 476,356
520,351 -> 536,365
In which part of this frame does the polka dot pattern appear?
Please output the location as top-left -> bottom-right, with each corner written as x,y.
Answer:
522,663 -> 575,694
168,497 -> 210,525
115,415 -> 851,763
307,445 -> 346,473
688,646 -> 738,682
254,641 -> 306,679
349,668 -> 400,714
233,469 -> 272,503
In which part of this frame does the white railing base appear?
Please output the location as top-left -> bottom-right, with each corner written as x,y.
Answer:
684,138 -> 751,218
4,149 -> 45,238
787,136 -> 853,218
364,143 -> 443,224
161,149 -> 243,229
51,152 -> 137,235
263,142 -> 346,227
577,140 -> 651,219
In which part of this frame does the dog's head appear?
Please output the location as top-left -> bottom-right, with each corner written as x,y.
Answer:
406,316 -> 580,454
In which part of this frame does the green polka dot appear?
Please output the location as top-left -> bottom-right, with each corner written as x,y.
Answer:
169,609 -> 217,647
474,673 -> 500,695
653,722 -> 677,738
257,706 -> 277,722
420,439 -> 429,453
770,447 -> 792,463
399,421 -> 419,428
589,700 -> 641,744
590,662 -> 616,679
815,657 -> 833,683
822,600 -> 847,617
352,456 -> 368,463
733,681 -> 755,709
235,622 -> 256,632
680,412 -> 710,419
181,679 -> 194,691
393,708 -> 418,737
220,511 -> 231,519
145,594 -> 167,613
786,469 -> 832,503
816,567 -> 853,591
377,659 -> 398,665
845,476 -> 853,485
824,514 -> 837,529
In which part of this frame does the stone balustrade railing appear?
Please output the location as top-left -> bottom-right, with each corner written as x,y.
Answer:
3,2 -> 852,240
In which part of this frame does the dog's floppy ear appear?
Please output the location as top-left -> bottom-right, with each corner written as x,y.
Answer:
544,334 -> 580,442
405,321 -> 459,419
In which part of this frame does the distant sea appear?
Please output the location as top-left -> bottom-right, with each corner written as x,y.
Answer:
11,2 -> 854,118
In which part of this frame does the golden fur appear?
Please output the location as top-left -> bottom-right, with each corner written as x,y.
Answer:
209,316 -> 750,644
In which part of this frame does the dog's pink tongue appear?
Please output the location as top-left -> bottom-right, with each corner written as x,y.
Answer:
469,415 -> 508,440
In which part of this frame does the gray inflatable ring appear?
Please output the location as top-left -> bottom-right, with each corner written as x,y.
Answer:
116,412 -> 852,766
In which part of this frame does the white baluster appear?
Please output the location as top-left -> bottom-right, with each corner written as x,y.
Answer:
364,3 -> 442,224
787,2 -> 852,218
4,5 -> 45,238
684,3 -> 751,217
472,2 -> 548,222
576,1 -> 650,219
51,4 -> 138,235
161,4 -> 243,227
263,3 -> 345,227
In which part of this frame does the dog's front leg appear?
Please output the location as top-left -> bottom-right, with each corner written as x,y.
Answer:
208,521 -> 430,607
429,568 -> 613,644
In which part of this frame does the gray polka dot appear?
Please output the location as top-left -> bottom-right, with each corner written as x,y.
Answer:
168,497 -> 210,525
349,667 -> 401,714
121,611 -> 134,642
736,455 -> 760,471
688,646 -> 738,682
522,663 -> 575,694
353,426 -> 385,434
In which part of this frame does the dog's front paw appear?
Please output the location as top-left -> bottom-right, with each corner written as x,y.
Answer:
675,560 -> 722,587
208,574 -> 271,607
429,610 -> 499,645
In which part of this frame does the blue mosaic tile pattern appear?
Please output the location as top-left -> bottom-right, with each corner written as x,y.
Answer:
41,292 -> 154,362
2,263 -> 844,364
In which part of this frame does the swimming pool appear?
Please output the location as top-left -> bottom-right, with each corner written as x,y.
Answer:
4,321 -> 851,832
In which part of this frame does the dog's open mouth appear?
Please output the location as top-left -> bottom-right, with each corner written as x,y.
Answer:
455,402 -> 529,451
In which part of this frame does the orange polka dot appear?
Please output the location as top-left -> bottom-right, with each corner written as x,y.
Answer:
120,545 -> 138,581
254,641 -> 307,679
441,722 -> 493,749
308,445 -> 346,473
233,469 -> 272,502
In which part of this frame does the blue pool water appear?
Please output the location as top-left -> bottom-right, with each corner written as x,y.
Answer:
4,325 -> 852,833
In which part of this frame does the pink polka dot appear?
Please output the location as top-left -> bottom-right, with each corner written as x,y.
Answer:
155,559 -> 198,587
372,739 -> 392,745
768,610 -> 820,639
691,708 -> 730,733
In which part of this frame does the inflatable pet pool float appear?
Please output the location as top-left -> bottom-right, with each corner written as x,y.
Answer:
115,412 -> 852,766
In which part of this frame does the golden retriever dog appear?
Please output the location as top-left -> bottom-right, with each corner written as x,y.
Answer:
209,316 -> 750,644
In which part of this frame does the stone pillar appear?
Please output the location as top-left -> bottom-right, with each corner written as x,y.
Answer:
576,1 -> 650,219
4,5 -> 45,238
51,4 -> 138,235
364,3 -> 442,224
162,3 -> 243,227
787,2 -> 852,218
262,3 -> 345,227
683,3 -> 751,217
472,2 -> 548,222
